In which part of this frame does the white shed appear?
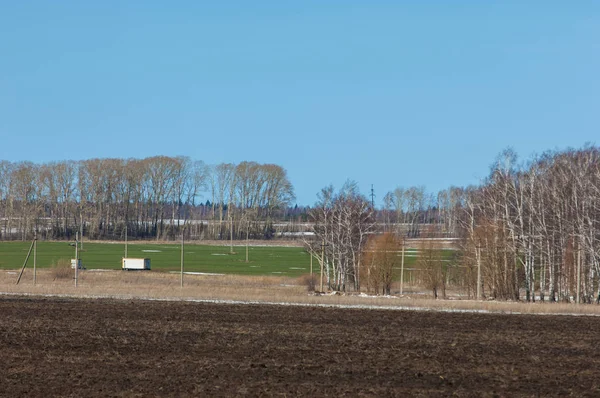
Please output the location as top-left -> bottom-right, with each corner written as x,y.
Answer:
122,258 -> 151,271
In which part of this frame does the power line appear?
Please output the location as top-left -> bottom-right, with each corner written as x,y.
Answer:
370,184 -> 375,208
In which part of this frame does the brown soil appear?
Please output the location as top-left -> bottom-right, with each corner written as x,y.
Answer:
1,296 -> 600,397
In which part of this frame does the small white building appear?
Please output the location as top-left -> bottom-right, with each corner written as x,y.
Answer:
122,258 -> 151,271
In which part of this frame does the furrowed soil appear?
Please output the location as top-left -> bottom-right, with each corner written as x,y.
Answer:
1,297 -> 600,397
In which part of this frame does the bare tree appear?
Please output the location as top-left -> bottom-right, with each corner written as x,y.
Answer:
418,238 -> 446,299
362,232 -> 401,295
307,181 -> 375,292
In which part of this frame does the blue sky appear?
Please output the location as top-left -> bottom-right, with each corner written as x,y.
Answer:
1,1 -> 598,206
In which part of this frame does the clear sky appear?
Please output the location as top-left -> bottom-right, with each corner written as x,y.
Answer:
1,1 -> 598,206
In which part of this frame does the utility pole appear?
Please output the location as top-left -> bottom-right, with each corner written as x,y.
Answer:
80,212 -> 84,251
74,231 -> 79,287
33,231 -> 37,285
124,225 -> 128,258
400,237 -> 405,295
577,242 -> 581,304
229,216 -> 234,254
320,240 -> 328,292
245,220 -> 249,263
476,245 -> 481,300
16,238 -> 35,285
370,184 -> 375,208
180,228 -> 185,288
320,240 -> 325,292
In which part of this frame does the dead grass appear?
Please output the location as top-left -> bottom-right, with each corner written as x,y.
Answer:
298,273 -> 317,292
50,258 -> 72,280
4,269 -> 600,316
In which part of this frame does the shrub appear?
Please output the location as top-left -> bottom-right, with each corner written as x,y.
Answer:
298,274 -> 317,292
51,258 -> 73,280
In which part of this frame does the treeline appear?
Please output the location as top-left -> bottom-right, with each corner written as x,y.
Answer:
459,146 -> 600,303
379,185 -> 463,238
379,147 -> 600,303
4,146 -> 600,303
307,145 -> 600,303
0,156 -> 296,241
305,182 -> 458,295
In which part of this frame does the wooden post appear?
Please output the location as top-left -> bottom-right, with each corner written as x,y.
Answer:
33,231 -> 37,285
245,220 -> 249,263
320,240 -> 325,292
180,229 -> 184,288
400,238 -> 405,295
229,216 -> 234,254
310,253 -> 313,276
124,225 -> 128,259
74,232 -> 79,287
33,232 -> 37,285
577,242 -> 581,304
80,212 -> 84,251
476,245 -> 481,300
16,239 -> 35,285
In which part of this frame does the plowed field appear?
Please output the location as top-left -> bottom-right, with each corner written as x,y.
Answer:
1,296 -> 600,397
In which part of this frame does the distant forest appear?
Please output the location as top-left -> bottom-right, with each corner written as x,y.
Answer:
2,146 -> 600,302
0,156 -> 299,241
1,145 -> 599,248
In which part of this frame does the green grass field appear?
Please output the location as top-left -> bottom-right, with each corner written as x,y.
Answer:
0,241 -> 447,277
0,241 -> 313,277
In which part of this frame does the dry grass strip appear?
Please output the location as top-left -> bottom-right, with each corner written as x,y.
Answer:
3,269 -> 600,316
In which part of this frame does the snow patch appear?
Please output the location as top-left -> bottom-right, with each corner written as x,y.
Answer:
169,271 -> 225,276
357,293 -> 398,299
1,292 -> 600,317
